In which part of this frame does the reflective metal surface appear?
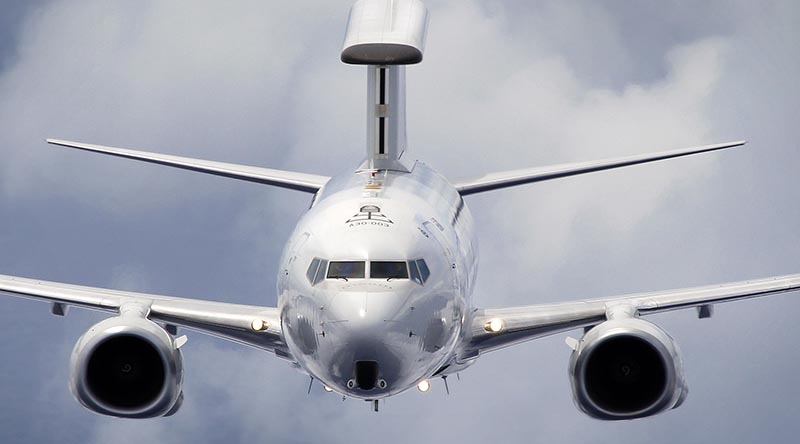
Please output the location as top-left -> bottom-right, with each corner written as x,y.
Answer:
568,318 -> 687,420
70,307 -> 184,418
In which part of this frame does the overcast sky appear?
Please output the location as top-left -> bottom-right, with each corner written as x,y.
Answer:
1,0 -> 799,442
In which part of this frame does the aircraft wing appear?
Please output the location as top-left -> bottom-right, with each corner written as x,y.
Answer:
0,273 -> 292,359
463,273 -> 800,357
47,139 -> 330,193
452,141 -> 746,196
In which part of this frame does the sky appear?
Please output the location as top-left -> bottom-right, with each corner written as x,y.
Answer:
0,0 -> 799,442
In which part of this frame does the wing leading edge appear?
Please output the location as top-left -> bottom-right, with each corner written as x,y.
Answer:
464,273 -> 800,357
452,141 -> 746,196
47,139 -> 330,193
0,273 -> 292,359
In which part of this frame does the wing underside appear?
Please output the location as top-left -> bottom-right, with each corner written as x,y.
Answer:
463,273 -> 800,357
0,273 -> 291,359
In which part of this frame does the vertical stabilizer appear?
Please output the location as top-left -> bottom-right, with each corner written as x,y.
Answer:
342,0 -> 429,172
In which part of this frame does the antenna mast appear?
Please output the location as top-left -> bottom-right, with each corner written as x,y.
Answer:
341,0 -> 429,172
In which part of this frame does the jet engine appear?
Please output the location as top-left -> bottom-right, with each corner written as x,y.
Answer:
568,318 -> 688,420
69,313 -> 184,418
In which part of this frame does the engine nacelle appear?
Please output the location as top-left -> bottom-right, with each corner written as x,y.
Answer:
568,318 -> 688,420
70,315 -> 184,418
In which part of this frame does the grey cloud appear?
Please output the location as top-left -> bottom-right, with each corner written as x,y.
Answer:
1,1 -> 799,443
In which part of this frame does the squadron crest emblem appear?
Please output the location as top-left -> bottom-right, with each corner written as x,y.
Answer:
346,205 -> 393,227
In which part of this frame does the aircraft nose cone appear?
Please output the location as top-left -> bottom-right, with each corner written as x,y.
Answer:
328,291 -> 369,324
322,290 -> 410,396
326,290 -> 405,328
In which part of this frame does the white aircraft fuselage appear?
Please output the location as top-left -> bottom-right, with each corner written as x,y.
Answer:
278,162 -> 478,398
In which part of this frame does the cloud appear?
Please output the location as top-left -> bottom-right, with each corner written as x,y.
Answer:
0,0 -> 347,207
410,1 -> 733,305
1,1 -> 799,443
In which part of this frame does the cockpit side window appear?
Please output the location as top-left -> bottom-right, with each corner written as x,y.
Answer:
306,258 -> 328,285
306,258 -> 321,284
416,259 -> 430,283
327,261 -> 366,279
409,260 -> 423,285
371,261 -> 409,280
409,259 -> 430,285
314,260 -> 328,284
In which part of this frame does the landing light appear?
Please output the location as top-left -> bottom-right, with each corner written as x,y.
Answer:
417,380 -> 430,393
484,318 -> 504,333
251,319 -> 269,332
323,386 -> 334,393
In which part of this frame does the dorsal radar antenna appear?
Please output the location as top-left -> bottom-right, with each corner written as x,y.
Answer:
341,0 -> 429,172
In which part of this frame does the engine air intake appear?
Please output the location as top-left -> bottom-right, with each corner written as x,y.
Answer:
568,318 -> 688,420
86,335 -> 166,409
584,336 -> 668,413
70,316 -> 184,418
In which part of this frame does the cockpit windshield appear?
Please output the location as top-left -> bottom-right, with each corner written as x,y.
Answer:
327,261 -> 366,279
370,261 -> 409,279
306,258 -> 429,285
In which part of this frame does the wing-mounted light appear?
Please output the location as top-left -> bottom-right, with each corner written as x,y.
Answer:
417,379 -> 431,392
250,318 -> 270,332
483,318 -> 505,333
